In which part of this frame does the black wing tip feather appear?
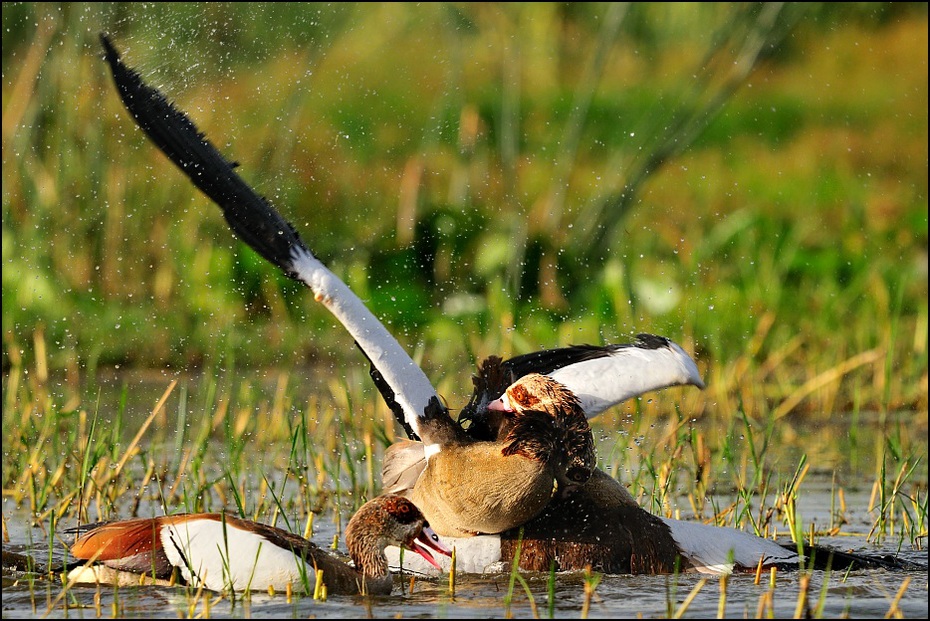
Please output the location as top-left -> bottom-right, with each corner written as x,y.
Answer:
782,542 -> 926,572
633,333 -> 672,350
500,334 -> 678,379
100,32 -> 117,61
99,34 -> 312,279
354,341 -> 420,441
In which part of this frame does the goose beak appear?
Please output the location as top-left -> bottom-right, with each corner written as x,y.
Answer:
408,525 -> 453,571
487,393 -> 514,412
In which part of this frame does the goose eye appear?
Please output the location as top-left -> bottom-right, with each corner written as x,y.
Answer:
512,385 -> 538,407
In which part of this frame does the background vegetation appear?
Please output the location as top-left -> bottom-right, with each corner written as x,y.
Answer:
1,5 -> 927,616
2,3 -> 927,483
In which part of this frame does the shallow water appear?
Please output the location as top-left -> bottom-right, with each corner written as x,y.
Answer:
3,484 -> 927,619
2,370 -> 927,618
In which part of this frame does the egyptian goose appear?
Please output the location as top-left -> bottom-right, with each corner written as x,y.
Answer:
377,339 -> 700,516
99,35 -> 700,539
97,36 -> 913,577
67,495 -> 451,594
384,373 -> 596,537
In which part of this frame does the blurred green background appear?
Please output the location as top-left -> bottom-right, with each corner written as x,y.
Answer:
2,2 -> 927,422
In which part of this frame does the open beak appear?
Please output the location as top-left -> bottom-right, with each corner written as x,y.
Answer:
407,525 -> 453,571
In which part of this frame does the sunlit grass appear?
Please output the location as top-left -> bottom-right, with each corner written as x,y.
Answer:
1,3 -> 927,618
2,6 -> 926,427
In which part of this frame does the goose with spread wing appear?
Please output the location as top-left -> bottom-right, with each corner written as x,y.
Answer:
97,36 -> 921,577
99,34 -> 702,541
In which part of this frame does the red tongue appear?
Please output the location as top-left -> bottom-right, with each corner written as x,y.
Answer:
409,526 -> 452,570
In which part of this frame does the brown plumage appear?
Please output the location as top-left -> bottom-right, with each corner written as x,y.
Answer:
385,374 -> 596,538
494,373 -> 597,493
500,469 -> 681,574
67,495 -> 451,594
461,361 -> 682,573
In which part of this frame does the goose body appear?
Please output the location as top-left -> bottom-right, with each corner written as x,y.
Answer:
67,495 -> 451,594
387,374 -> 596,537
99,35 -> 704,545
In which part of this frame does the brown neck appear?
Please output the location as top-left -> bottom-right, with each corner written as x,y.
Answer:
345,523 -> 389,579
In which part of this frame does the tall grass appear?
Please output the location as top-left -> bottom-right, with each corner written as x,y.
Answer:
1,4 -> 927,615
2,5 -> 926,429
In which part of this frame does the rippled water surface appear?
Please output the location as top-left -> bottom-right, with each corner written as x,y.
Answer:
4,487 -> 927,618
3,371 -> 927,618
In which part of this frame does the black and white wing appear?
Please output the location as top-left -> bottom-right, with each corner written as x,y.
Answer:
99,34 -> 447,443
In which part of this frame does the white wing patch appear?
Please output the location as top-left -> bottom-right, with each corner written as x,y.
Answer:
548,341 -> 704,418
289,247 -> 440,439
662,518 -> 799,575
160,518 -> 312,591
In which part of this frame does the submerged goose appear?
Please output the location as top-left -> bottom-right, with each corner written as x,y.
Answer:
67,495 -> 451,594
388,487 -> 911,576
99,35 -> 701,541
389,373 -> 918,576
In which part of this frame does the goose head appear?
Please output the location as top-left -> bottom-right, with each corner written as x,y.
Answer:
345,494 -> 452,580
489,374 -> 596,496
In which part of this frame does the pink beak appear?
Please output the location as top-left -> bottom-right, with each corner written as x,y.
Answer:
487,393 -> 514,412
408,525 -> 453,571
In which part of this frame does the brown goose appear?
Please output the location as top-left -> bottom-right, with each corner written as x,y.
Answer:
97,35 -> 706,561
371,337 -> 703,514
67,495 -> 451,594
461,367 -> 680,572
384,373 -> 596,537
